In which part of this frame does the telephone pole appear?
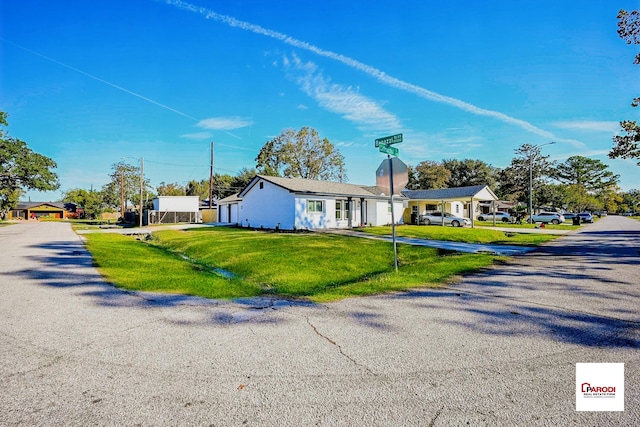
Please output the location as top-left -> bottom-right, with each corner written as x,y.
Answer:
209,142 -> 214,209
139,157 -> 144,227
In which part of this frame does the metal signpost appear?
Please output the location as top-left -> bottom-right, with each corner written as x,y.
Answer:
375,134 -> 407,272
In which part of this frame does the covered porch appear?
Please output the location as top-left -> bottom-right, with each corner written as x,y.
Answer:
402,185 -> 499,228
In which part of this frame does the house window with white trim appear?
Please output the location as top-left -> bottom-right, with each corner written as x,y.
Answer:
307,200 -> 324,214
335,200 -> 349,220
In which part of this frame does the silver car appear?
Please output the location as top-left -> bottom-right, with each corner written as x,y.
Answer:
530,212 -> 565,224
419,212 -> 471,227
477,212 -> 511,222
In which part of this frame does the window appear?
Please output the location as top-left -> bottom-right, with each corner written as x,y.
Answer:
335,200 -> 349,220
307,200 -> 324,214
259,182 -> 264,189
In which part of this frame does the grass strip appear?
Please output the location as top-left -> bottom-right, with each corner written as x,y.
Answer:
358,224 -> 560,245
83,227 -> 500,302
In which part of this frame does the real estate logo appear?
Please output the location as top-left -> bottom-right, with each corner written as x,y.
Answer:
576,363 -> 624,411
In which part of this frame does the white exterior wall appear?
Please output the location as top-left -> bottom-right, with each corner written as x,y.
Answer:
240,180 -> 295,229
218,203 -> 239,223
152,196 -> 199,212
367,199 -> 404,226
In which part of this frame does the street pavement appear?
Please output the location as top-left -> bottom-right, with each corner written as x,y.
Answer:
0,217 -> 638,426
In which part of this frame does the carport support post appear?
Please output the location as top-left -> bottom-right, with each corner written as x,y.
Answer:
388,155 -> 398,272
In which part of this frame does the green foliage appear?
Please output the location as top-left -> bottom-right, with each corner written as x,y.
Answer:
255,127 -> 346,181
442,158 -> 498,188
156,182 -> 186,196
0,111 -> 59,217
610,10 -> 640,163
496,144 -> 556,205
83,228 -> 498,302
412,160 -> 450,189
61,188 -> 106,219
610,120 -> 640,166
554,156 -> 619,192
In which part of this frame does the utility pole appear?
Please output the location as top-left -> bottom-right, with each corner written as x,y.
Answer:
209,142 -> 214,209
120,171 -> 125,222
139,157 -> 144,227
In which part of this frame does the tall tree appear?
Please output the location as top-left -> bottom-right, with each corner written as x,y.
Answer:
413,160 -> 450,189
61,188 -> 105,219
497,144 -> 556,207
103,161 -> 149,220
185,179 -> 209,201
231,167 -> 257,192
553,156 -> 619,192
0,111 -> 59,218
156,182 -> 186,196
442,158 -> 498,188
255,127 -> 346,181
610,9 -> 640,165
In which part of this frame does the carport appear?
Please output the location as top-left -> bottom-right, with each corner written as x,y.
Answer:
402,185 -> 499,227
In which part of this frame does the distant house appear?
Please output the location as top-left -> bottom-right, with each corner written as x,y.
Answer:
217,175 -> 405,230
149,196 -> 201,224
402,185 -> 499,225
8,202 -> 71,220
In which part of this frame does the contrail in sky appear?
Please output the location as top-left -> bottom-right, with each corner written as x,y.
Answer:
164,0 -> 568,143
1,37 -> 199,122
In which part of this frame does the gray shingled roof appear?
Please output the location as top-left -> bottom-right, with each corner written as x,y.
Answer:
402,185 -> 492,200
246,175 -> 386,198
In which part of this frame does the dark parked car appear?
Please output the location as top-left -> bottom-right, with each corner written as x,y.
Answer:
562,213 -> 578,221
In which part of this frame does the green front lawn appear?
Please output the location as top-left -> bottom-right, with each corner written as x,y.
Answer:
83,227 -> 500,302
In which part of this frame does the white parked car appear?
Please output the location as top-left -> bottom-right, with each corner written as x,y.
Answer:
477,212 -> 511,222
419,212 -> 471,227
530,212 -> 565,224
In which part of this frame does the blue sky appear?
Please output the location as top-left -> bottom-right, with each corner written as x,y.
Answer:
1,0 -> 638,201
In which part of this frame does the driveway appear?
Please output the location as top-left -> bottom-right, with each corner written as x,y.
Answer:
0,217 -> 638,426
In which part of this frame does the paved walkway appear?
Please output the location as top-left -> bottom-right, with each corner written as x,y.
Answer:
317,228 -> 538,255
1,216 -> 638,426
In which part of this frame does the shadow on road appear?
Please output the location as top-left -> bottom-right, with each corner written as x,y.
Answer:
10,221 -> 640,349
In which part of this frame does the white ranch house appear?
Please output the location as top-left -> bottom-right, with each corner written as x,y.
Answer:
217,175 -> 406,230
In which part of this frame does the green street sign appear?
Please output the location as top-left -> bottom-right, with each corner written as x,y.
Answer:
379,143 -> 399,156
375,133 -> 403,147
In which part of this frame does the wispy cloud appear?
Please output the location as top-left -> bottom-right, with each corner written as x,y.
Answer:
180,131 -> 213,140
283,54 -> 402,133
197,116 -> 254,130
163,0 -> 581,146
553,120 -> 620,133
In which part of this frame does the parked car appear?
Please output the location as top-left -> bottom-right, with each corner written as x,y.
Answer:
419,212 -> 471,227
477,212 -> 511,222
562,213 -> 578,220
578,212 -> 594,223
530,212 -> 565,224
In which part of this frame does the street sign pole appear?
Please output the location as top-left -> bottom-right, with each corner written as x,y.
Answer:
388,155 -> 398,272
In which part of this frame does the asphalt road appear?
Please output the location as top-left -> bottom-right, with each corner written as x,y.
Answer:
0,217 -> 638,426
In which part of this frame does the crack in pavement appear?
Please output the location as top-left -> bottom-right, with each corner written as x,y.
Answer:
305,317 -> 375,375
